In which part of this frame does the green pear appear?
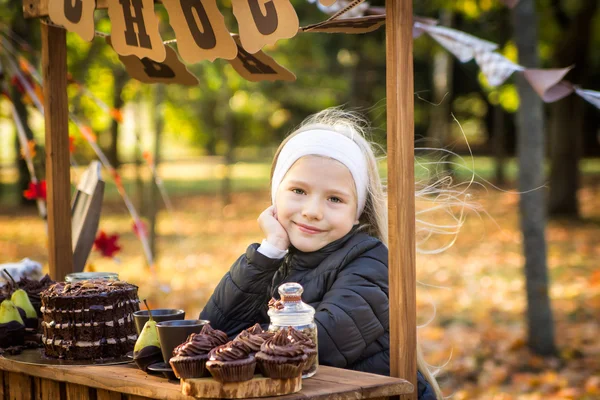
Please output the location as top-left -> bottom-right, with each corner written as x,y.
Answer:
0,299 -> 25,325
11,289 -> 38,319
134,319 -> 161,353
133,300 -> 162,372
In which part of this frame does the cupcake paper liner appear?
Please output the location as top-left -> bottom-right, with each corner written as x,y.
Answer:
256,353 -> 307,379
169,354 -> 209,379
206,357 -> 256,383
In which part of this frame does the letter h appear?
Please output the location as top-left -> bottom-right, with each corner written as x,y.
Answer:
119,0 -> 152,49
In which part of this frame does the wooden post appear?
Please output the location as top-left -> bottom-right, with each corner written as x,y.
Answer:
386,1 -> 416,399
42,21 -> 73,281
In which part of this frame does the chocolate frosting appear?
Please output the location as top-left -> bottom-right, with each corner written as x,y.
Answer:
234,330 -> 264,352
42,280 -> 137,297
173,333 -> 220,357
246,323 -> 264,335
288,328 -> 316,349
200,324 -> 229,345
245,323 -> 274,340
209,341 -> 251,362
260,328 -> 305,358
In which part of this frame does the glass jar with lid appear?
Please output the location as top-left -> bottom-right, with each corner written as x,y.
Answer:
267,282 -> 318,378
65,272 -> 119,283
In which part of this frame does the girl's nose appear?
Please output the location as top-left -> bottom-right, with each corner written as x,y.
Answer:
302,197 -> 323,220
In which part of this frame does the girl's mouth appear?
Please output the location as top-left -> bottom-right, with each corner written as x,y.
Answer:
294,222 -> 324,234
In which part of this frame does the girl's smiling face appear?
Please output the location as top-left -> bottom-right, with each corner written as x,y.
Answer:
275,155 -> 359,253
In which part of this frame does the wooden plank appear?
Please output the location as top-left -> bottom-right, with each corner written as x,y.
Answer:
7,372 -> 33,400
24,0 -> 108,18
97,389 -> 123,400
0,360 -> 191,400
41,21 -> 73,281
34,378 -> 63,400
66,383 -> 92,400
308,367 -> 412,398
0,371 -> 6,399
0,358 -> 410,400
385,1 -> 416,400
181,375 -> 301,399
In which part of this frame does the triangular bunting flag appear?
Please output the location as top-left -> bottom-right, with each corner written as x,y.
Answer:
499,0 -> 520,8
307,0 -> 370,18
415,23 -> 498,63
574,87 -> 600,109
523,67 -> 574,102
413,16 -> 437,39
474,50 -> 524,87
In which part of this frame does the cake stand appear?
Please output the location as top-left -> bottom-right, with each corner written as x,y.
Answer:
2,348 -> 132,366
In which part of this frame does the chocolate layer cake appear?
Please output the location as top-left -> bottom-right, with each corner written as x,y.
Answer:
40,280 -> 140,359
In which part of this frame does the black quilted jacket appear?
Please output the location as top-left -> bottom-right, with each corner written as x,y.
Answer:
200,227 -> 436,399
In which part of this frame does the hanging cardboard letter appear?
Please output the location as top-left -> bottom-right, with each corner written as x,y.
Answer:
107,0 -> 166,62
162,0 -> 237,63
228,36 -> 295,82
108,37 -> 199,86
231,0 -> 299,54
48,0 -> 96,42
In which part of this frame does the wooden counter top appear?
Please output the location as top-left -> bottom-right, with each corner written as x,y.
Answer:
0,352 -> 413,399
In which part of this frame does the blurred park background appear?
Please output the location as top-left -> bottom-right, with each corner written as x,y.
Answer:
1,0 -> 600,398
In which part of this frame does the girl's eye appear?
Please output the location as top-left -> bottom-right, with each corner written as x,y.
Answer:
329,197 -> 343,203
292,188 -> 305,195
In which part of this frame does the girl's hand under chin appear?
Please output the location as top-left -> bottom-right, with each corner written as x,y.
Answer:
258,205 -> 290,251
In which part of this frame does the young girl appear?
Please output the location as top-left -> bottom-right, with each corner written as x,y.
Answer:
200,109 -> 442,400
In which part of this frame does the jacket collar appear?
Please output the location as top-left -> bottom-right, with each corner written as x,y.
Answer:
287,225 -> 360,270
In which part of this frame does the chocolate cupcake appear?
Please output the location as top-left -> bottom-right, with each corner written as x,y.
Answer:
288,327 -> 318,375
255,328 -> 307,379
245,323 -> 274,340
206,341 -> 256,383
201,323 -> 229,344
169,327 -> 228,379
233,324 -> 273,355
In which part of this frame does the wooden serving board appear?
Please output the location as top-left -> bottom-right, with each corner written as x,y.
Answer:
181,375 -> 302,399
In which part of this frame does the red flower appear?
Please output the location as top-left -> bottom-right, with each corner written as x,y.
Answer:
10,74 -> 34,95
23,181 -> 46,201
69,136 -> 76,154
94,231 -> 121,258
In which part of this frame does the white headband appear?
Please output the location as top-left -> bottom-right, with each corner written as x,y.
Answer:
271,129 -> 369,220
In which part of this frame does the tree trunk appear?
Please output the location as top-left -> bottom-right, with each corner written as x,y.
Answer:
149,85 -> 165,258
11,82 -> 36,207
548,0 -> 598,217
548,96 -> 584,216
512,0 -> 556,356
135,94 -> 145,216
427,9 -> 454,175
493,105 -> 506,185
10,9 -> 37,207
107,69 -> 128,169
220,86 -> 235,207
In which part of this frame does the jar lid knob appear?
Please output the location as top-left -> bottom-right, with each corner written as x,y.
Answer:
278,282 -> 303,301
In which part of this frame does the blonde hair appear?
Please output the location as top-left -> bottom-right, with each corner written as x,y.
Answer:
270,108 -> 452,399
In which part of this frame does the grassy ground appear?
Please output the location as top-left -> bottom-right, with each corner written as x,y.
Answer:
0,158 -> 599,399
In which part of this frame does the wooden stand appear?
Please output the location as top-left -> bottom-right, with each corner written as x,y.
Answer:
181,375 -> 302,399
25,0 -> 418,396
